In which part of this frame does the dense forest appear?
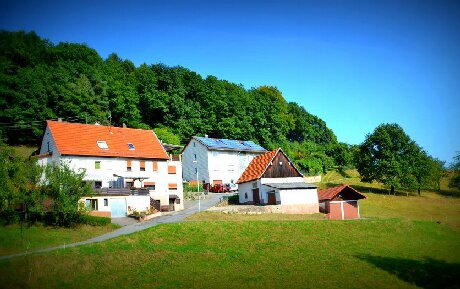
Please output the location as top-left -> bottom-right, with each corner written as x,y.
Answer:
0,30 -> 347,174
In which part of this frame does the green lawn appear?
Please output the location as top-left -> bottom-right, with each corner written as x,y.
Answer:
0,223 -> 119,256
0,219 -> 458,289
0,168 -> 458,289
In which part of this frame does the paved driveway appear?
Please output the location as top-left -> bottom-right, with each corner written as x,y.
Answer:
0,193 -> 230,260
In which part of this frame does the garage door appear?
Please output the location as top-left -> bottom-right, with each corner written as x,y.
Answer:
329,202 -> 343,220
110,198 -> 127,218
343,201 -> 359,219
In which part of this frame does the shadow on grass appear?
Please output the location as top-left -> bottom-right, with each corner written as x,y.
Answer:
357,254 -> 460,289
435,189 -> 460,198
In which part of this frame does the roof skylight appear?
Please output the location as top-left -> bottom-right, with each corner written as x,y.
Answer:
97,141 -> 108,149
128,143 -> 135,150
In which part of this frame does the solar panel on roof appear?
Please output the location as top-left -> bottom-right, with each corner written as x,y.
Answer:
196,136 -> 266,151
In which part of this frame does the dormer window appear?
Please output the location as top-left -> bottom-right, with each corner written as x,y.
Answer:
97,141 -> 108,149
128,143 -> 135,150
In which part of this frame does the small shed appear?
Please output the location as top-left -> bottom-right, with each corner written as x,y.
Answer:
318,185 -> 366,220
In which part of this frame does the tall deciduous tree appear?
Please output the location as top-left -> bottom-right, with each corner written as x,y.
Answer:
449,152 -> 460,191
356,123 -> 420,194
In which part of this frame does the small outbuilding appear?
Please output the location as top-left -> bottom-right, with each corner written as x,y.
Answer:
318,185 -> 366,220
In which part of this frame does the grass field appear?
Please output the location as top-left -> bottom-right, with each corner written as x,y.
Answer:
0,223 -> 119,256
0,168 -> 458,289
0,219 -> 458,289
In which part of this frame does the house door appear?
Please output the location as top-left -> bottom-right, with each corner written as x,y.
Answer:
268,192 -> 276,205
252,188 -> 260,205
110,198 -> 127,218
169,199 -> 175,211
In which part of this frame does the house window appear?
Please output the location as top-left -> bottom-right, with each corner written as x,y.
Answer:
94,181 -> 102,189
168,183 -> 177,190
128,143 -> 135,150
140,161 -> 145,171
95,161 -> 101,170
126,160 -> 132,171
176,198 -> 181,204
97,141 -> 108,149
104,199 -> 108,206
194,154 -> 197,160
152,161 -> 158,172
193,142 -> 195,147
126,181 -> 134,189
168,166 -> 176,174
144,182 -> 156,190
86,199 -> 98,211
195,168 -> 198,174
252,182 -> 257,189
245,193 -> 248,199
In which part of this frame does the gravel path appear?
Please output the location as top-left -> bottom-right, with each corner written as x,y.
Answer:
0,193 -> 228,261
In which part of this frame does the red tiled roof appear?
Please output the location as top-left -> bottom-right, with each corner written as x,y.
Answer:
46,120 -> 168,159
236,149 -> 279,184
317,185 -> 366,201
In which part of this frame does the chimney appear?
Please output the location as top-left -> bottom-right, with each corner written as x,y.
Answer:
205,134 -> 208,138
58,118 -> 63,122
123,123 -> 127,128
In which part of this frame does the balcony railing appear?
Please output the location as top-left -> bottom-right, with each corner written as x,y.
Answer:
93,188 -> 150,196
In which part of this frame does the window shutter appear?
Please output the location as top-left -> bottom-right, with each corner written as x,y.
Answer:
168,165 -> 176,174
153,161 -> 158,171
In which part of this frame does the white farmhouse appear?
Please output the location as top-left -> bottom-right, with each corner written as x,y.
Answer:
36,120 -> 184,217
237,148 -> 319,214
182,136 -> 266,187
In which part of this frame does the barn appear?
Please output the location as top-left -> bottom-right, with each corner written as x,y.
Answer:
318,185 -> 366,220
237,148 -> 319,214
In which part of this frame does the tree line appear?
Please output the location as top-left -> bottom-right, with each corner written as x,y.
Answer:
0,30 -> 342,172
0,30 -> 455,196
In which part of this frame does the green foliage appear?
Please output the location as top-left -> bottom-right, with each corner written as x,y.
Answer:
0,142 -> 43,223
0,30 -> 338,161
40,162 -> 92,226
154,126 -> 181,145
356,123 -> 445,195
449,152 -> 460,191
79,214 -> 111,226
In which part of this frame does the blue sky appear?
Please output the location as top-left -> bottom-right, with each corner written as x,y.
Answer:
1,0 -> 459,163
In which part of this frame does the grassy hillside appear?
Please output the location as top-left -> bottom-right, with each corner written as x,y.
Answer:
0,166 -> 458,289
0,223 -> 119,256
0,219 -> 458,289
9,145 -> 37,158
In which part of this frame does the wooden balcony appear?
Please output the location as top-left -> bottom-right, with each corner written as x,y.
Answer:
93,188 -> 151,196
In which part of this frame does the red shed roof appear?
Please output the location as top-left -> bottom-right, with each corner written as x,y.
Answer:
317,185 -> 366,201
46,120 -> 168,159
236,149 -> 279,184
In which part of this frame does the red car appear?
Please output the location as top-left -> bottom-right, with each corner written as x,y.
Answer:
210,184 -> 230,193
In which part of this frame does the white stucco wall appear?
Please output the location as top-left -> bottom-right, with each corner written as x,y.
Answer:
126,195 -> 151,212
238,180 -> 260,203
278,188 -> 319,205
79,195 -> 150,214
182,138 -> 264,186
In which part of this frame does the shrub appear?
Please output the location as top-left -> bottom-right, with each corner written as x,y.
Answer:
79,214 -> 111,226
0,208 -> 20,225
